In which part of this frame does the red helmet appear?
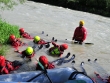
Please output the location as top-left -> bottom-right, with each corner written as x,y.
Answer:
9,34 -> 15,41
61,44 -> 68,50
39,55 -> 48,66
0,55 -> 5,67
19,28 -> 24,33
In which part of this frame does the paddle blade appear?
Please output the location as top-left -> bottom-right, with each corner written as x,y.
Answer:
84,43 -> 94,45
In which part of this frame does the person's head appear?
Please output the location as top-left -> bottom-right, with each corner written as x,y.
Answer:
19,28 -> 25,33
25,47 -> 34,55
0,55 -> 5,67
60,44 -> 68,51
34,36 -> 41,42
9,34 -> 16,41
39,55 -> 48,67
79,20 -> 85,27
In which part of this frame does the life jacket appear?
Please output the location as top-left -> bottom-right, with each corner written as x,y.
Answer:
11,38 -> 22,47
0,56 -> 5,67
33,39 -> 47,45
50,47 -> 61,55
5,61 -> 14,71
36,62 -> 55,70
47,63 -> 55,69
20,32 -> 33,39
73,26 -> 87,41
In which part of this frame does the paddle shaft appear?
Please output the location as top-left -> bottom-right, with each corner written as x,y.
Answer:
35,58 -> 53,83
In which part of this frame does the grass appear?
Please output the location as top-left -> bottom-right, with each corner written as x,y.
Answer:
0,18 -> 20,55
0,18 -> 20,44
0,45 -> 9,56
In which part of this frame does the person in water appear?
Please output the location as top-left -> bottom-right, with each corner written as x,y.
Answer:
9,34 -> 26,48
49,42 -> 68,57
36,55 -> 55,70
72,20 -> 87,44
0,55 -> 22,74
94,72 -> 110,83
16,47 -> 35,61
33,36 -> 50,49
19,28 -> 33,39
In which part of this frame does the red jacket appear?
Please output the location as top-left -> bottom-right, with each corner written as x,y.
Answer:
36,62 -> 55,70
20,32 -> 33,39
33,39 -> 47,45
73,26 -> 87,42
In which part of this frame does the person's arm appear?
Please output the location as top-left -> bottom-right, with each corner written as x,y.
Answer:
82,27 -> 87,42
52,42 -> 58,47
72,28 -> 77,40
59,52 -> 63,57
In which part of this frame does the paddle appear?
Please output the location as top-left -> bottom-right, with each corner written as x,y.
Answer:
27,58 -> 53,83
65,39 -> 94,45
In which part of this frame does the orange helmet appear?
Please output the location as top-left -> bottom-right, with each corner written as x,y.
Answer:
61,44 -> 68,50
9,34 -> 15,41
39,55 -> 48,66
0,55 -> 5,67
19,28 -> 24,33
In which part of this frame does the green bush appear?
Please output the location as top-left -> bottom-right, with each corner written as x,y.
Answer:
0,19 -> 20,44
0,45 -> 8,55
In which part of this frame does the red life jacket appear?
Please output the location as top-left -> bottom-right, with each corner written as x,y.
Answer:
0,56 -> 5,67
36,62 -> 55,70
20,32 -> 33,39
47,63 -> 55,69
33,39 -> 47,45
73,26 -> 87,42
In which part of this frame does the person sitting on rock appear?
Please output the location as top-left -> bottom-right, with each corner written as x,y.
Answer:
49,42 -> 68,57
36,55 -> 55,70
19,28 -> 33,39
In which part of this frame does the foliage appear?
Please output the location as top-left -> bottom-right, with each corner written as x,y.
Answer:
0,0 -> 26,10
0,45 -> 8,55
0,18 -> 20,44
32,0 -> 110,17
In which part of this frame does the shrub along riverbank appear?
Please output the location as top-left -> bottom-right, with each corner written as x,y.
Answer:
30,0 -> 110,17
0,19 -> 20,55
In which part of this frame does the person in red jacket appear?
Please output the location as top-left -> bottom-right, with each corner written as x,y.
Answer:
49,42 -> 68,57
72,20 -> 87,44
94,72 -> 110,83
9,34 -> 26,49
0,56 -> 14,74
19,28 -> 33,39
33,36 -> 50,49
33,36 -> 48,45
15,47 -> 35,61
36,55 -> 55,70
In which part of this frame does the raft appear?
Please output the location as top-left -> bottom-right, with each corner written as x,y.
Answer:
0,67 -> 94,83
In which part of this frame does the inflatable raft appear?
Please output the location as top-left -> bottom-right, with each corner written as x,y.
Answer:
0,67 -> 94,83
